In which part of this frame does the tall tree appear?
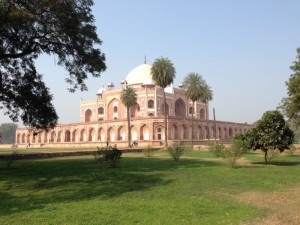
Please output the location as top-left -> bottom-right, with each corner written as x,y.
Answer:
201,83 -> 213,120
182,72 -> 207,146
280,47 -> 300,127
120,87 -> 137,147
240,110 -> 294,164
0,0 -> 106,131
151,57 -> 176,147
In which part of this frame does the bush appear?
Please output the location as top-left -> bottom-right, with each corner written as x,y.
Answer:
266,149 -> 280,163
209,140 -> 248,168
208,142 -> 225,157
224,139 -> 248,168
143,145 -> 157,157
168,145 -> 185,161
94,145 -> 122,167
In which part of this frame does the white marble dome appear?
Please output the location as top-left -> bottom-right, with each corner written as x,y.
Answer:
125,63 -> 153,85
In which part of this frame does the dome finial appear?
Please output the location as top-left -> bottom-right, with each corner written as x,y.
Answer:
144,54 -> 147,64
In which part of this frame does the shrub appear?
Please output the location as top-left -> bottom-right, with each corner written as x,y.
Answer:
94,145 -> 122,167
168,145 -> 185,161
209,139 -> 248,168
208,142 -> 225,157
224,139 -> 248,168
266,149 -> 280,163
143,145 -> 156,157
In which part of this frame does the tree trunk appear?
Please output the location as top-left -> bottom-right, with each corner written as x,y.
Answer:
127,106 -> 131,147
163,91 -> 168,148
191,101 -> 194,148
205,101 -> 207,120
264,150 -> 268,165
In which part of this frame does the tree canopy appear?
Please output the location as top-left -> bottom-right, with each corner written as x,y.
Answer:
0,0 -> 106,131
0,123 -> 17,144
238,110 -> 294,164
151,57 -> 176,89
182,73 -> 206,103
280,47 -> 300,127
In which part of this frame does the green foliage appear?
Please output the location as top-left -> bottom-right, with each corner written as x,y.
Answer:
120,87 -> 138,108
0,123 -> 17,144
266,149 -> 281,163
1,153 -> 300,224
93,146 -> 122,167
143,145 -> 157,157
168,145 -> 185,161
242,110 -> 294,164
209,139 -> 248,168
182,73 -> 207,102
150,57 -> 176,89
0,0 -> 106,129
280,47 -> 300,127
208,142 -> 225,157
120,87 -> 138,147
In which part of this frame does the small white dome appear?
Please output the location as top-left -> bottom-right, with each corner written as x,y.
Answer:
107,82 -> 114,87
125,64 -> 153,85
97,88 -> 104,94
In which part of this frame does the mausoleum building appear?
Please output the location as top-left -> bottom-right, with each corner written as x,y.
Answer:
15,63 -> 251,147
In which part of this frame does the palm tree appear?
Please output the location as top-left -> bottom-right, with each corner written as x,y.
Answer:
120,87 -> 137,147
182,73 -> 206,146
201,84 -> 213,120
151,57 -> 176,147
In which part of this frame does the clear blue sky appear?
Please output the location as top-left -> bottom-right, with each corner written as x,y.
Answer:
1,0 -> 300,126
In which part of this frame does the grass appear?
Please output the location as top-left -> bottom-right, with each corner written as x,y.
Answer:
0,147 -> 96,155
0,150 -> 300,224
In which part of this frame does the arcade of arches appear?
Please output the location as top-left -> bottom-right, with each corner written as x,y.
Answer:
15,117 -> 251,147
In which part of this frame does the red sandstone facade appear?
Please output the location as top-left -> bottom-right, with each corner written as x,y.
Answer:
15,63 -> 252,148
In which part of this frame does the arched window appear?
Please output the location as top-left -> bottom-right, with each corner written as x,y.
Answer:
200,109 -> 205,119
189,107 -> 194,114
85,109 -> 92,122
148,100 -> 154,108
175,98 -> 186,118
98,107 -> 104,114
113,106 -> 118,113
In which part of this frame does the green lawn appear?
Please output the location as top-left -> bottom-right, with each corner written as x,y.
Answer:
0,151 -> 300,225
0,147 -> 96,154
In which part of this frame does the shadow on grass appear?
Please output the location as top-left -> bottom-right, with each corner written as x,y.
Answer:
0,156 -> 221,216
252,161 -> 300,166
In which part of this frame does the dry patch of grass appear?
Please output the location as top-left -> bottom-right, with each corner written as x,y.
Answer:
236,186 -> 300,225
